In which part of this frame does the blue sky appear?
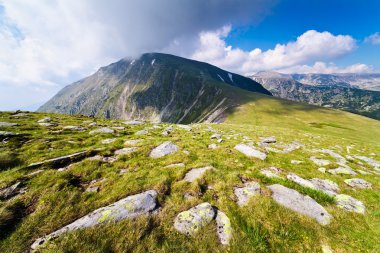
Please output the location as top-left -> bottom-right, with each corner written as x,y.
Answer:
0,0 -> 379,110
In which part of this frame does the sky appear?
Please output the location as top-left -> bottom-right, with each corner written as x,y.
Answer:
0,0 -> 379,111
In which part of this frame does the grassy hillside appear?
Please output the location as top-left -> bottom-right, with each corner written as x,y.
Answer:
0,95 -> 379,252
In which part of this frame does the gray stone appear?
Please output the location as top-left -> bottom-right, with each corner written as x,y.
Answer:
217,139 -> 224,143
11,113 -> 28,117
183,166 -> 214,183
267,184 -> 332,225
173,202 -> 215,236
38,117 -> 51,123
215,210 -> 232,246
89,127 -> 114,135
259,136 -> 276,144
310,156 -> 331,166
122,120 -> 143,125
101,138 -> 116,144
0,122 -> 18,127
63,126 -> 85,131
211,133 -> 222,139
27,151 -> 89,168
0,182 -> 22,200
165,163 -> 185,168
0,131 -> 16,137
321,244 -> 334,253
135,129 -> 148,135
149,141 -> 179,158
328,167 -> 356,175
282,141 -> 303,153
287,173 -> 316,190
318,149 -> 347,164
124,139 -> 143,146
177,125 -> 192,131
335,194 -> 365,214
114,147 -> 138,156
318,167 -> 327,173
344,178 -> 372,189
234,143 -> 266,160
291,160 -> 302,164
208,144 -> 218,149
310,178 -> 339,196
234,182 -> 261,206
86,186 -> 99,193
31,190 -> 158,250
260,167 -> 283,178
111,126 -> 125,130
353,155 -> 380,168
39,123 -> 56,127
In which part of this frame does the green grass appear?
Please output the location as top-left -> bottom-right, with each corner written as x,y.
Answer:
0,95 -> 379,253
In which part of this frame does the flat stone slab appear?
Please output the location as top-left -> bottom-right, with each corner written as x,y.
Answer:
0,131 -> 17,137
183,166 -> 214,183
211,133 -> 222,139
122,120 -> 143,125
89,127 -> 115,135
114,147 -> 138,156
135,129 -> 148,135
260,167 -> 283,179
335,194 -> 365,214
259,136 -> 276,144
267,184 -> 332,225
149,141 -> 179,158
165,163 -> 185,168
38,117 -> 51,123
310,156 -> 331,166
208,144 -> 218,149
234,144 -> 266,160
27,151 -> 90,169
101,138 -> 116,144
215,210 -> 232,246
173,202 -> 215,236
124,139 -> 143,146
328,167 -> 356,175
282,141 -> 303,153
310,178 -> 339,196
353,155 -> 380,168
177,125 -> 192,131
234,182 -> 261,206
0,182 -> 24,200
0,122 -> 18,127
63,126 -> 85,131
344,178 -> 372,189
31,190 -> 158,250
287,173 -> 316,190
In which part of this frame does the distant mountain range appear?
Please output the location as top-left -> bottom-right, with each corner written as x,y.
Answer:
38,53 -> 270,123
251,71 -> 380,120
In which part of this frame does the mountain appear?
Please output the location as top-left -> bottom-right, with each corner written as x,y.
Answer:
251,71 -> 380,120
290,73 -> 380,91
38,53 -> 270,123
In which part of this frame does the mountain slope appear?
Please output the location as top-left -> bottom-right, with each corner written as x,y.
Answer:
251,72 -> 380,120
38,53 -> 270,123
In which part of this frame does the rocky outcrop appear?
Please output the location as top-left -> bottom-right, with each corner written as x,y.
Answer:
234,144 -> 266,160
149,141 -> 179,158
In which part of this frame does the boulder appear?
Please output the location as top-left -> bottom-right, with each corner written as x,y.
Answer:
287,173 -> 316,189
208,144 -> 218,149
63,126 -> 85,131
89,127 -> 115,135
0,122 -> 18,127
310,156 -> 331,166
211,133 -> 221,139
31,190 -> 158,250
135,130 -> 148,135
267,184 -> 332,225
122,120 -> 143,125
344,178 -> 372,189
38,117 -> 51,123
177,125 -> 192,131
335,194 -> 365,214
0,131 -> 16,137
353,155 -> 380,168
173,202 -> 215,236
183,166 -> 214,183
114,147 -> 138,156
215,210 -> 232,246
234,182 -> 261,206
0,182 -> 23,200
234,144 -> 266,160
328,167 -> 356,175
282,141 -> 303,153
260,167 -> 283,179
310,178 -> 339,196
124,139 -> 143,146
27,151 -> 90,169
259,136 -> 276,144
149,141 -> 179,158
101,138 -> 116,144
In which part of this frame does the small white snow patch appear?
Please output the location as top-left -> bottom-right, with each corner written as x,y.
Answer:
217,74 -> 225,82
151,59 -> 155,65
228,73 -> 233,82
130,60 -> 135,65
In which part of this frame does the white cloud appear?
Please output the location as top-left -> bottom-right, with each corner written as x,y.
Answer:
365,32 -> 380,45
190,28 -> 367,75
278,62 -> 374,74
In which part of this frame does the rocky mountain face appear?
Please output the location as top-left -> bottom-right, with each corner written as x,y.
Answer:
290,73 -> 380,91
251,72 -> 380,120
38,53 -> 270,123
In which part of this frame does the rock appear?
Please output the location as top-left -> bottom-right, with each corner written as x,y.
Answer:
344,178 -> 372,189
318,167 -> 326,173
234,182 -> 261,206
287,173 -> 316,190
259,136 -> 276,144
0,131 -> 16,137
215,210 -> 232,246
183,150 -> 190,155
328,167 -> 356,175
11,113 -> 28,117
38,117 -> 51,123
165,163 -> 185,168
321,244 -> 334,253
120,169 -> 128,174
0,182 -> 22,200
122,120 -> 143,125
177,125 -> 192,131
173,202 -> 215,236
149,141 -> 179,158
31,190 -> 158,250
124,139 -> 143,146
89,127 -> 115,135
318,149 -> 347,164
357,169 -> 371,175
111,126 -> 125,130
310,178 -> 339,196
88,122 -> 97,127
267,184 -> 332,225
86,186 -> 99,193
217,139 -> 224,143
183,166 -> 214,183
353,155 -> 380,168
101,138 -> 116,144
211,133 -> 221,139
291,160 -> 302,164
0,122 -> 18,127
114,147 -> 138,156
208,144 -> 218,149
63,126 -> 85,131
335,194 -> 365,214
234,144 -> 266,160
283,141 -> 303,153
260,167 -> 283,178
135,129 -> 148,135
27,151 -> 90,169
27,170 -> 44,176
39,123 -> 56,127
310,156 -> 331,166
